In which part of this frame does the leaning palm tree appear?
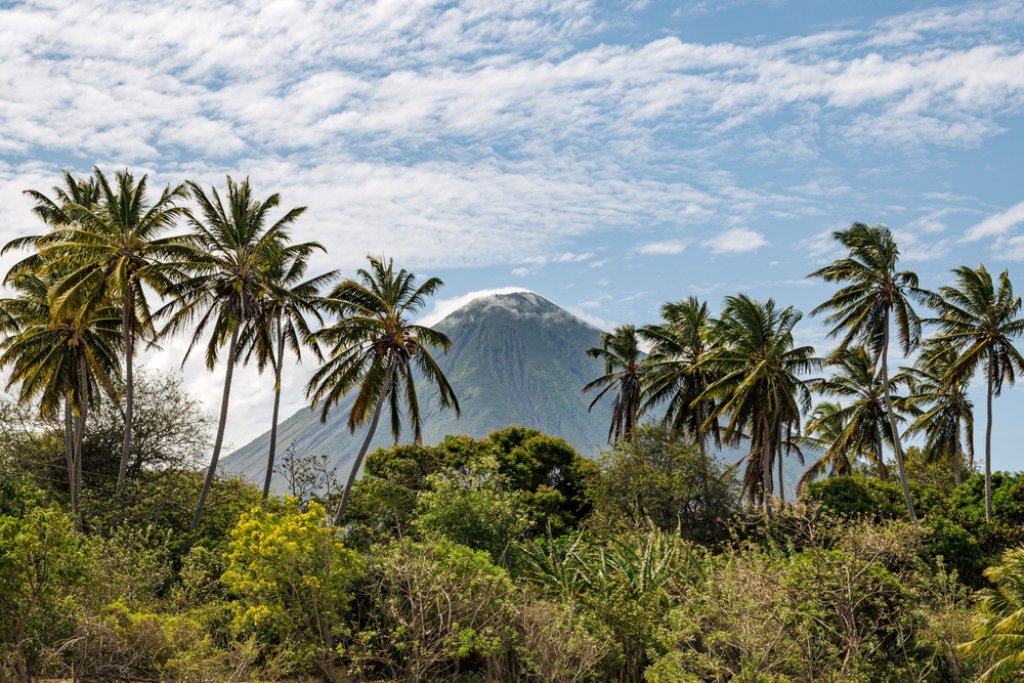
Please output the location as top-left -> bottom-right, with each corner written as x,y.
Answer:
158,177 -> 305,530
809,223 -> 922,522
925,265 -> 1024,522
238,248 -> 337,501
584,324 -> 644,444
639,297 -> 721,452
901,343 -> 975,487
0,269 -> 122,527
306,255 -> 460,526
798,347 -> 902,491
701,295 -> 817,516
958,547 -> 1024,681
38,168 -> 188,492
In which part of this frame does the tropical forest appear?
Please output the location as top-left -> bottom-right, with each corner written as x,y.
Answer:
5,168 -> 1024,683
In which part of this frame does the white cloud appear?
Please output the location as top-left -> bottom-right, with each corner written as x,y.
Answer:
963,201 -> 1024,241
703,227 -> 768,254
566,306 -> 615,331
417,286 -> 534,326
635,240 -> 686,255
1000,235 -> 1024,261
4,0 -> 1024,458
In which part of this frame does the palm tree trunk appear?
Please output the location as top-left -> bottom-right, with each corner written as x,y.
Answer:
192,323 -> 240,531
985,362 -> 994,523
116,301 -> 134,492
954,418 -> 962,487
262,312 -> 285,502
73,401 -> 86,531
64,399 -> 73,494
880,314 -> 917,522
333,358 -> 397,526
72,361 -> 88,531
777,439 -> 785,506
762,417 -> 772,518
953,444 -> 962,488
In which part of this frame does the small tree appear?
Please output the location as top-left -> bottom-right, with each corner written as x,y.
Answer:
588,424 -> 738,544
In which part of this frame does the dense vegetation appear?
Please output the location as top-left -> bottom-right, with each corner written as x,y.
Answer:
2,168 -> 1024,681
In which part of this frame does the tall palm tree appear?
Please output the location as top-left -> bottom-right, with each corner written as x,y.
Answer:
925,265 -> 1024,522
306,255 -> 460,526
702,295 -> 817,516
0,269 -> 122,527
639,297 -> 720,452
238,248 -> 337,501
901,343 -> 975,487
583,324 -> 644,444
809,223 -> 922,522
798,347 -> 902,491
958,547 -> 1024,682
38,168 -> 188,492
158,177 -> 305,530
2,172 -> 101,481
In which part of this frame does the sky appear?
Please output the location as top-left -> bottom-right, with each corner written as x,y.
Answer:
2,0 -> 1024,469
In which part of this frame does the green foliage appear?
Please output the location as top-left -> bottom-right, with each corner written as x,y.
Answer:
588,424 -> 739,544
523,526 -> 703,681
960,547 -> 1024,682
413,460 -> 535,565
0,505 -> 91,681
515,599 -> 614,682
222,499 -> 362,679
806,474 -> 948,522
346,427 -> 595,548
347,536 -> 516,682
648,522 -> 940,682
84,469 -> 266,560
76,600 -> 237,683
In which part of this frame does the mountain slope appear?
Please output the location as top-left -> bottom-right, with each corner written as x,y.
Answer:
221,292 -> 614,487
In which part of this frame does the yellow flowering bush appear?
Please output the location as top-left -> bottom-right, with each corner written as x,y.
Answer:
221,499 -> 362,679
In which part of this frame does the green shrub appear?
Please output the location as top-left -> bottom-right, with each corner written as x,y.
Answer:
0,506 -> 91,681
348,537 -> 517,682
587,425 -> 739,545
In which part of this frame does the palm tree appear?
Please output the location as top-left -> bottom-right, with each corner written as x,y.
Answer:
797,347 -> 902,491
38,168 -> 188,492
796,403 -> 859,490
2,171 -> 101,276
0,269 -> 122,527
809,223 -> 922,522
238,248 -> 338,501
2,171 -> 102,482
925,265 -> 1024,522
702,295 -> 817,516
583,324 -> 644,444
958,547 -> 1024,682
639,297 -> 720,452
306,255 -> 460,526
158,177 -> 305,530
901,343 -> 975,487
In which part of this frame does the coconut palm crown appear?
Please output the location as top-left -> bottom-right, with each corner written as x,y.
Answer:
306,255 -> 460,526
701,294 -> 817,515
584,324 -> 644,444
639,297 -> 721,453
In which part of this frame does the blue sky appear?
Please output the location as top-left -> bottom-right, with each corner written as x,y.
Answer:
2,0 -> 1024,468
